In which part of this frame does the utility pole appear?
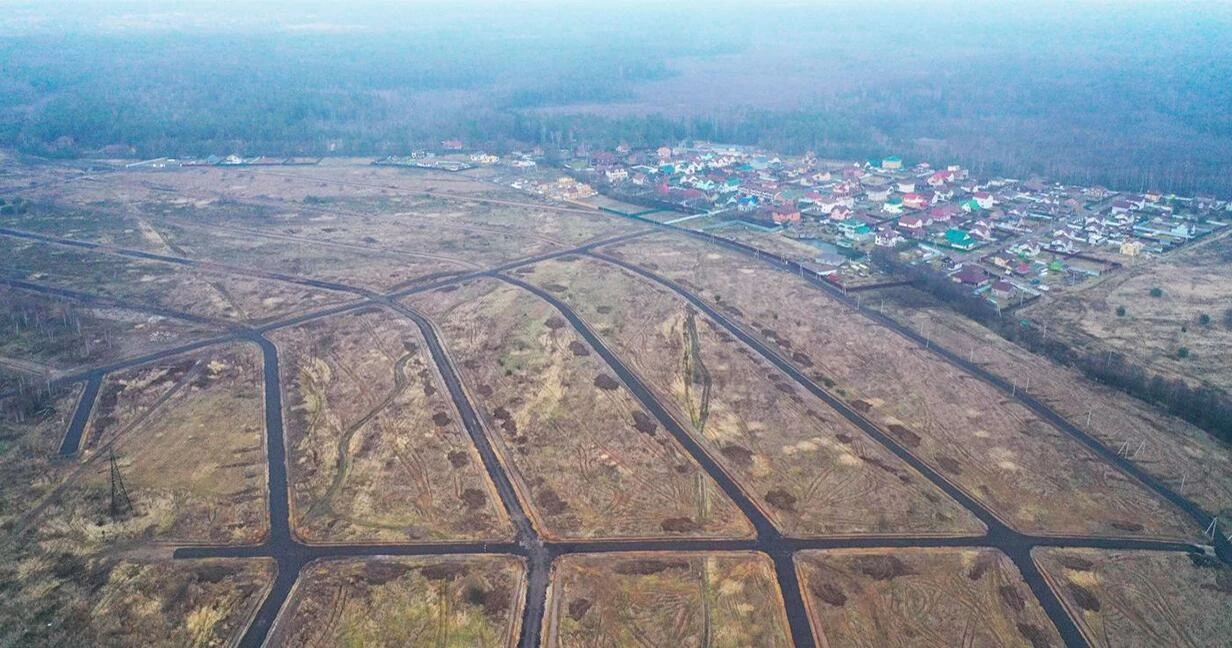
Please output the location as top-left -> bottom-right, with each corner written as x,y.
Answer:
109,451 -> 133,520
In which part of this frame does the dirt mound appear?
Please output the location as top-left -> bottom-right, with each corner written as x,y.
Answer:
853,555 -> 914,581
720,444 -> 754,467
614,558 -> 689,575
535,487 -> 570,515
660,517 -> 702,533
887,424 -> 921,448
764,488 -> 798,511
631,411 -> 658,435
593,374 -> 620,391
568,341 -> 590,356
432,412 -> 452,427
567,598 -> 592,620
810,581 -> 847,607
544,316 -> 567,330
447,450 -> 470,468
364,561 -> 410,585
460,488 -> 487,510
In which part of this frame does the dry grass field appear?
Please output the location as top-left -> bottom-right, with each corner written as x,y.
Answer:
602,233 -> 1198,540
543,552 -> 792,648
64,343 -> 269,545
406,278 -> 753,540
0,386 -> 272,646
267,556 -> 526,647
875,286 -> 1232,519
0,556 -> 273,647
272,307 -> 512,543
797,548 -> 1061,648
1034,548 -> 1232,647
0,288 -> 218,385
4,237 -> 351,324
517,257 -> 982,537
1026,230 -> 1232,391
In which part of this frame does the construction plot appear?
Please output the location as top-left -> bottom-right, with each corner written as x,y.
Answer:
1026,229 -> 1232,391
406,278 -> 753,540
64,343 -> 268,544
0,556 -> 273,647
797,548 -> 1060,648
1034,547 -> 1232,647
602,234 -> 1198,540
875,286 -> 1232,522
267,556 -> 525,647
517,257 -> 981,537
3,238 -> 351,324
0,287 -> 219,380
543,552 -> 792,647
272,307 -> 511,543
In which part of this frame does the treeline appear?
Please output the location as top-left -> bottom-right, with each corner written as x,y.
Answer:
869,247 -> 1232,444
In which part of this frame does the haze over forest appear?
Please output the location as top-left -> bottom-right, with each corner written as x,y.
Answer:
2,0 -> 1230,195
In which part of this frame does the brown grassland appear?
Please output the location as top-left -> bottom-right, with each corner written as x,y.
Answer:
874,286 -> 1232,519
797,548 -> 1061,648
0,385 -> 272,646
272,307 -> 512,543
4,237 -> 351,324
266,556 -> 526,647
68,343 -> 269,545
405,278 -> 754,540
517,256 -> 982,537
543,552 -> 792,648
1033,548 -> 1232,647
601,233 -> 1198,540
1026,230 -> 1232,391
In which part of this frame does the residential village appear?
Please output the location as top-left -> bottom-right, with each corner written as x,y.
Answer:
123,140 -> 1230,308
492,141 -> 1231,306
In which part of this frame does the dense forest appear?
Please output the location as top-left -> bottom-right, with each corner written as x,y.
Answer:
1,1 -> 1230,196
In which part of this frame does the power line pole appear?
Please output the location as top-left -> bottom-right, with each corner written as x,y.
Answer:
109,451 -> 133,520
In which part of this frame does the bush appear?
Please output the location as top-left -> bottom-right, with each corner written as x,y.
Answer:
1177,347 -> 1190,359
1149,287 -> 1164,297
1116,305 -> 1127,317
1199,313 -> 1212,326
1224,307 -> 1232,329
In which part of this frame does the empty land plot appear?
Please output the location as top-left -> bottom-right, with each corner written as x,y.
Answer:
602,234 -> 1198,540
272,307 -> 511,543
1027,230 -> 1232,391
0,288 -> 217,378
57,344 -> 268,545
875,286 -> 1232,519
0,203 -> 168,252
797,548 -> 1061,648
517,257 -> 981,537
405,278 -> 753,540
148,220 -> 469,291
0,556 -> 273,648
3,239 -> 351,324
267,556 -> 525,647
1034,548 -> 1232,647
544,552 -> 792,648
0,384 -> 84,532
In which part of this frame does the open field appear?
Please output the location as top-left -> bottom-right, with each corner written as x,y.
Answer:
0,556 -> 273,647
66,343 -> 269,545
0,288 -> 218,383
797,548 -> 1061,647
149,219 -> 469,291
272,307 -> 512,543
0,384 -> 273,646
0,384 -> 84,532
602,233 -> 1199,540
1026,230 -> 1232,391
3,237 -> 351,324
1034,548 -> 1232,647
406,278 -> 753,540
873,286 -> 1232,519
543,552 -> 792,647
267,556 -> 526,647
518,257 -> 982,537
